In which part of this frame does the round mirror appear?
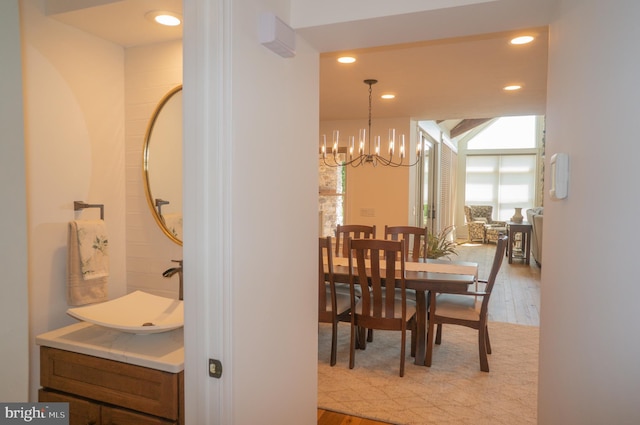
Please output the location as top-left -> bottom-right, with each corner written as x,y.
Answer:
143,85 -> 183,245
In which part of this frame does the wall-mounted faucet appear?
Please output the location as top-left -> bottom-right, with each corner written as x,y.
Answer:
162,259 -> 183,300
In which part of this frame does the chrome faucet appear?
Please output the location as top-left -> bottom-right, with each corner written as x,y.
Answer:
163,259 -> 183,300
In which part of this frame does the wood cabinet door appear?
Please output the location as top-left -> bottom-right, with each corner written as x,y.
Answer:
39,389 -> 100,425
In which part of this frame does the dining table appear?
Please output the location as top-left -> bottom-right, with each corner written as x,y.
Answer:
327,256 -> 478,366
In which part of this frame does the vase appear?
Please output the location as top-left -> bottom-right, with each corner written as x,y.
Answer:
511,207 -> 524,223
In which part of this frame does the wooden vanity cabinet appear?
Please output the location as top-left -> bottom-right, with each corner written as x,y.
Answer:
39,347 -> 184,425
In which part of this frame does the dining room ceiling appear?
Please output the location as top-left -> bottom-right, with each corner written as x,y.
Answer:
319,28 -> 548,122
45,0 -> 549,123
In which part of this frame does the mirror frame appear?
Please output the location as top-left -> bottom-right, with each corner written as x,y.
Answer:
143,85 -> 183,246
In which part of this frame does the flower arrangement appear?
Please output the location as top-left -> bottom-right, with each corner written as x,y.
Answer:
426,226 -> 458,259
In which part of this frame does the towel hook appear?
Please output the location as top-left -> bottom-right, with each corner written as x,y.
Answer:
74,201 -> 104,220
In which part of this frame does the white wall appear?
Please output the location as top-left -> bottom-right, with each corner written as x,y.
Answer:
183,0 -> 319,422
0,0 -> 29,402
539,0 -> 640,423
124,40 -> 183,298
320,117 -> 413,233
20,0 -> 126,400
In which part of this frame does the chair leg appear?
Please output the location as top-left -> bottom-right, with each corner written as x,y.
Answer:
435,323 -> 443,345
478,327 -> 489,372
410,320 -> 417,358
330,321 -> 338,366
485,325 -> 492,354
399,329 -> 406,377
358,326 -> 367,350
426,319 -> 435,367
367,328 -> 374,342
349,321 -> 356,369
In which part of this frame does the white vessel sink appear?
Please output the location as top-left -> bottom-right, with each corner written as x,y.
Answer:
67,291 -> 183,334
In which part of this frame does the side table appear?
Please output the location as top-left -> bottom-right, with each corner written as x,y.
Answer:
506,221 -> 532,265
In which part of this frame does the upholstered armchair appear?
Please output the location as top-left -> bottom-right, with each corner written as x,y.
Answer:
464,205 -> 507,243
526,207 -> 543,266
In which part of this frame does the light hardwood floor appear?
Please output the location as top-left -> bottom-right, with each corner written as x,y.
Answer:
318,409 -> 394,425
317,241 -> 541,424
456,241 -> 541,326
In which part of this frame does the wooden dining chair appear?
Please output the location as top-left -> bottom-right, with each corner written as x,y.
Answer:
319,236 -> 351,366
426,234 -> 508,372
384,225 -> 427,304
348,238 -> 417,377
335,224 -> 376,258
384,225 -> 428,262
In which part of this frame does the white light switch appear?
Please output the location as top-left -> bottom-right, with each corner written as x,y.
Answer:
360,208 -> 375,217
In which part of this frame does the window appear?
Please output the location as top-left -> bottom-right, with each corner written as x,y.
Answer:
467,116 -> 537,150
466,154 -> 536,220
465,115 -> 540,221
319,156 -> 345,237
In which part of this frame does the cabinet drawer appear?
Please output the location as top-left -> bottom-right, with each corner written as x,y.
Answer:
41,347 -> 180,420
102,406 -> 176,425
39,389 -> 100,425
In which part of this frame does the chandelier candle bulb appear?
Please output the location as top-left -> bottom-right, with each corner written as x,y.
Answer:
322,135 -> 327,158
375,135 -> 381,155
349,136 -> 355,158
332,130 -> 339,155
400,134 -> 405,158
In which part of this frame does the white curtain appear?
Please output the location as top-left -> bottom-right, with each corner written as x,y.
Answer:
465,154 -> 536,221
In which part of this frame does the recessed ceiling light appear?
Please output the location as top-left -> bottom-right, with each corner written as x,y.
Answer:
504,85 -> 522,91
337,56 -> 356,64
381,94 -> 395,99
510,35 -> 534,45
145,11 -> 182,27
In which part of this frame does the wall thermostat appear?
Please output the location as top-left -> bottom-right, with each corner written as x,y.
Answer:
549,153 -> 569,200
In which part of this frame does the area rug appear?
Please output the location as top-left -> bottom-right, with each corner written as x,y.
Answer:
318,322 -> 539,425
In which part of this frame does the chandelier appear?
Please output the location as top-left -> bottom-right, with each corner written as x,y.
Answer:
321,79 -> 423,168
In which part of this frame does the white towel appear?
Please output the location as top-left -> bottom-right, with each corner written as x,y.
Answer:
67,220 -> 109,306
75,219 -> 110,279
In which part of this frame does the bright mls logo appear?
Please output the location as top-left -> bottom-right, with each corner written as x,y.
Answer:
0,403 -> 68,424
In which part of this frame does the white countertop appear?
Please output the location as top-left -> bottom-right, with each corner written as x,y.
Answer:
36,322 -> 184,373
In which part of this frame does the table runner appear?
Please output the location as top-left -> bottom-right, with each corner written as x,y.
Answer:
329,256 -> 478,279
